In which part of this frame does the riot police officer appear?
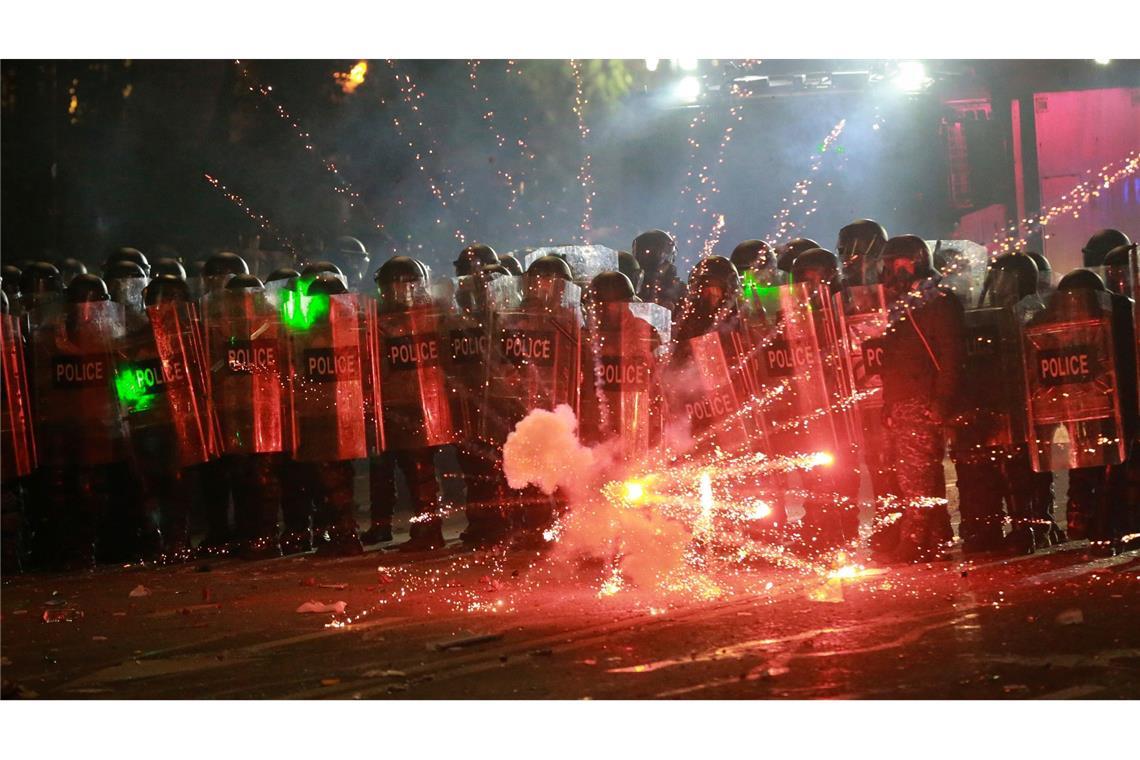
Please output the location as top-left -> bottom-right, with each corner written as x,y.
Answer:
152,258 -> 187,281
632,230 -> 685,311
104,247 -> 151,278
1028,269 -> 1135,554
875,235 -> 965,563
1,288 -> 35,572
328,235 -> 371,291
617,251 -> 644,295
2,264 -> 22,304
57,258 -> 88,288
774,238 -> 821,277
454,244 -> 500,277
368,256 -> 449,552
954,254 -> 1059,554
785,249 -> 861,549
498,254 -> 524,277
445,263 -> 516,547
28,274 -> 126,569
288,272 -> 367,557
19,261 -> 64,316
1082,229 -> 1131,269
836,219 -> 888,287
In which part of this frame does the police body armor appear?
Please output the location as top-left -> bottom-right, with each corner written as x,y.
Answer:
202,289 -> 287,454
30,301 -> 127,467
1022,289 -> 1126,471
368,301 -> 458,451
117,300 -> 215,469
586,300 -> 670,462
287,292 -> 368,462
484,277 -> 582,445
1,313 -> 36,479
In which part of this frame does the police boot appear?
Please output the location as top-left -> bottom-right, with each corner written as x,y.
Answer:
235,455 -> 282,561
397,509 -> 446,553
97,462 -> 146,563
313,462 -> 364,557
869,498 -> 903,563
894,505 -> 952,564
196,459 -> 233,554
1,481 -> 26,575
280,461 -> 314,555
363,454 -> 397,546
1004,521 -> 1037,555
959,517 -> 1005,555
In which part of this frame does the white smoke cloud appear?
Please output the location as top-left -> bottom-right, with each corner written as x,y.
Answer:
501,403 -> 597,497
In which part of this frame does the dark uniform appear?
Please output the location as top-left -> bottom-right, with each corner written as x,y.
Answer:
875,236 -> 965,563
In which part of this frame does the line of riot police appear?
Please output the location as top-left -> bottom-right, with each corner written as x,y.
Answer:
1,223 -> 1135,573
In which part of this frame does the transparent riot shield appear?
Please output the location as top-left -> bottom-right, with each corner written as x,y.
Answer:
1,313 -> 36,479
524,245 -> 618,286
370,303 -> 459,451
115,301 -> 215,469
585,301 -> 670,462
834,285 -> 891,493
440,275 -> 522,439
928,239 -> 989,307
667,322 -> 758,457
953,306 -> 1027,456
754,283 -> 848,462
1022,289 -> 1126,471
30,300 -> 127,467
202,289 -> 286,454
286,292 -> 368,462
484,279 -> 583,445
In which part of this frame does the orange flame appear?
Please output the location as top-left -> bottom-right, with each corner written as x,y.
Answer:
335,60 -> 368,94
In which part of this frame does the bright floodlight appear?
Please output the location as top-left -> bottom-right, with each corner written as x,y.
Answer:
676,75 -> 702,101
645,58 -> 660,72
1094,58 -> 1112,65
678,58 -> 699,72
893,61 -> 929,92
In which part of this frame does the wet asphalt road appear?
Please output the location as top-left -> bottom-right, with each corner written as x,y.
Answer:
2,530 -> 1137,699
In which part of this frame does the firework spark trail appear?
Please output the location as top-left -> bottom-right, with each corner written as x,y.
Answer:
382,60 -> 470,243
672,109 -> 711,257
569,59 -> 596,238
692,103 -> 746,264
501,60 -> 548,237
991,150 -> 1140,255
467,60 -> 527,227
233,60 -> 393,249
768,118 -> 847,243
202,172 -> 294,253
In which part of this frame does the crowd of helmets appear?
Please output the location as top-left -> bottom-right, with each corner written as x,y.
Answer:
0,220 -> 1137,574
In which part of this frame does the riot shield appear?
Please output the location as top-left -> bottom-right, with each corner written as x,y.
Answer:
115,301 -> 215,469
666,319 -> 759,457
286,293 -> 368,462
928,239 -> 989,306
202,289 -> 287,455
1022,290 -> 1126,471
585,301 -> 670,462
30,300 -> 127,467
440,275 -> 522,439
1,313 -> 36,479
754,284 -> 848,462
524,245 -> 618,286
836,285 -> 889,413
952,306 -> 1027,455
484,279 -> 583,445
370,303 -> 459,451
